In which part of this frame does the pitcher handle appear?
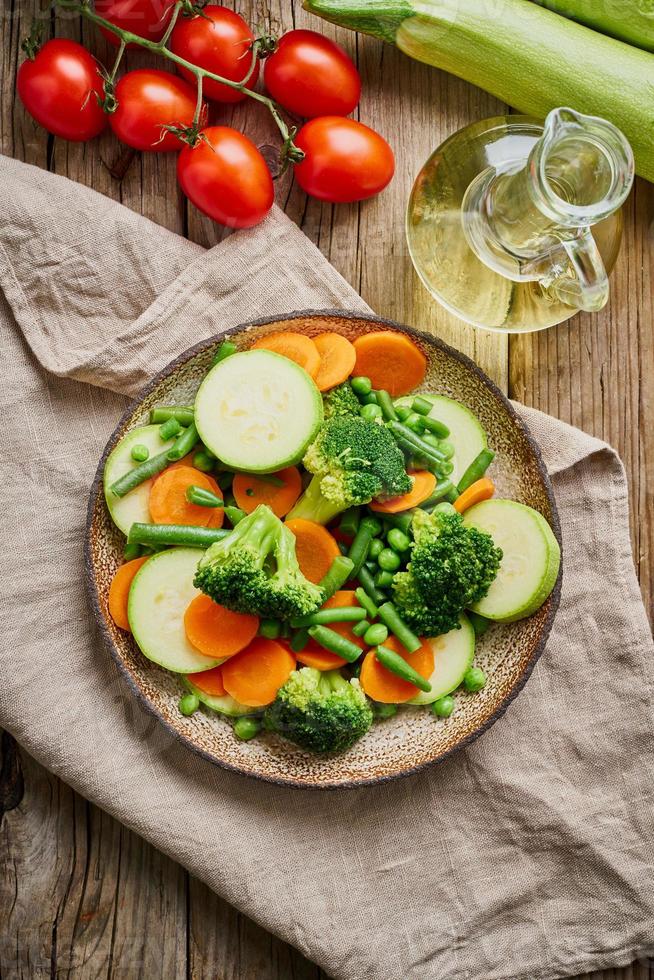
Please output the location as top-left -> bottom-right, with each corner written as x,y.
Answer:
552,230 -> 610,313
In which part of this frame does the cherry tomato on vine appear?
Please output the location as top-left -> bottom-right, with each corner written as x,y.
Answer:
95,0 -> 173,46
177,126 -> 273,228
110,70 -> 205,152
17,38 -> 107,142
170,6 -> 258,104
293,117 -> 394,203
263,30 -> 360,119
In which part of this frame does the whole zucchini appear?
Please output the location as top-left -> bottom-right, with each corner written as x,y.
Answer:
304,0 -> 654,182
530,0 -> 654,53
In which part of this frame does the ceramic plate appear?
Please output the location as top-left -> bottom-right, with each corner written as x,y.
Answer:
85,311 -> 562,789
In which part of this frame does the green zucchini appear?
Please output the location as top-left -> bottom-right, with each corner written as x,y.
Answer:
304,0 -> 654,182
530,0 -> 654,54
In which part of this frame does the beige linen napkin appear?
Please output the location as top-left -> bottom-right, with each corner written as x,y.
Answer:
1,154 -> 653,980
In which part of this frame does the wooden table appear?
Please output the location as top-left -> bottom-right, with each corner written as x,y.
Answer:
1,1 -> 652,976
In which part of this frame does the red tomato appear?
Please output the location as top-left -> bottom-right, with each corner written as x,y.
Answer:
294,117 -> 394,203
177,126 -> 274,228
110,70 -> 204,152
263,30 -> 360,118
170,6 -> 258,104
95,0 -> 172,45
17,39 -> 107,142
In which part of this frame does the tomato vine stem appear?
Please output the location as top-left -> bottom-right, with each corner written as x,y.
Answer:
54,0 -> 304,159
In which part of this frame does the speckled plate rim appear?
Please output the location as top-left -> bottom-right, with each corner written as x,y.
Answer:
85,310 -> 563,790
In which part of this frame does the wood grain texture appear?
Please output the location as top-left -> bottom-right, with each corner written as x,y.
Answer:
0,0 -> 651,976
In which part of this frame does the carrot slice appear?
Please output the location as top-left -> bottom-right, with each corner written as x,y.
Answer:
221,638 -> 296,707
453,477 -> 495,514
370,470 -> 436,513
296,590 -> 365,670
184,594 -> 259,660
250,332 -> 321,378
312,332 -> 357,391
359,635 -> 434,703
108,557 -> 148,631
149,465 -> 224,528
187,665 -> 226,697
352,331 -> 427,396
285,518 -> 341,584
233,467 -> 302,518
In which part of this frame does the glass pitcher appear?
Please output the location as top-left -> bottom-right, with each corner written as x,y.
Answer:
406,107 -> 634,333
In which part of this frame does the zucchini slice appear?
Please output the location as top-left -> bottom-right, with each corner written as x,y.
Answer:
408,615 -> 476,705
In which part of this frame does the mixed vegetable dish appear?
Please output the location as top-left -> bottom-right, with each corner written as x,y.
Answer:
103,327 -> 561,753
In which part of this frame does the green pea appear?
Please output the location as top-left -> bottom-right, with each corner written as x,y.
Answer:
432,695 -> 454,718
434,501 -> 457,516
378,548 -> 401,572
233,716 -> 261,741
361,403 -> 383,421
361,515 -> 383,536
404,412 -> 425,433
374,703 -> 397,719
387,528 -> 411,553
259,619 -> 281,639
179,693 -> 200,716
368,537 -> 384,559
350,375 -> 372,396
374,570 -> 395,588
193,450 -> 215,473
159,417 -> 182,441
463,667 -> 487,692
438,440 -> 455,459
131,444 -> 150,463
363,623 -> 388,646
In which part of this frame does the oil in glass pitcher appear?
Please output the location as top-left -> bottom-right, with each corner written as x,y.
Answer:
406,108 -> 634,332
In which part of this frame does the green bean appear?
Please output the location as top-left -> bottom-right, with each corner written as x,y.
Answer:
438,440 -> 455,460
467,611 -> 491,637
457,448 -> 496,493
432,695 -> 454,718
404,412 -> 425,433
421,415 -> 450,438
386,528 -> 412,553
279,621 -> 291,639
383,512 -> 414,535
421,432 -> 442,450
364,623 -> 388,646
374,702 -> 397,719
307,626 -> 362,663
259,619 -> 282,639
159,417 -> 182,441
378,548 -> 401,572
338,506 -> 361,538
128,522 -> 229,549
419,479 -> 456,510
362,391 -> 378,405
338,541 -> 349,556
357,565 -> 386,606
444,485 -> 460,504
109,450 -> 172,498
411,396 -> 433,416
352,619 -> 372,637
347,516 -> 380,577
290,629 -> 310,652
438,460 -> 454,476
376,389 -> 398,421
233,717 -> 261,740
123,541 -> 142,561
361,402 -> 383,420
224,505 -> 247,526
150,406 -> 194,426
395,405 -> 412,422
179,693 -> 200,716
131,444 -> 149,463
166,421 -> 200,462
318,555 -> 355,601
192,451 -> 215,473
377,602 -> 421,653
374,570 -> 395,588
350,375 -> 372,397
434,501 -> 457,516
388,421 -> 447,466
186,485 -> 224,508
375,645 -> 432,692
211,340 -> 238,367
217,471 -> 234,490
349,662 -> 362,678
292,606 -> 367,628
354,586 -> 378,620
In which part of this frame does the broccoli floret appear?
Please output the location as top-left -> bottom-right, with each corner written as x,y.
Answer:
392,508 -> 502,636
194,504 -> 323,621
286,415 -> 412,525
322,382 -> 361,419
264,667 -> 373,752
